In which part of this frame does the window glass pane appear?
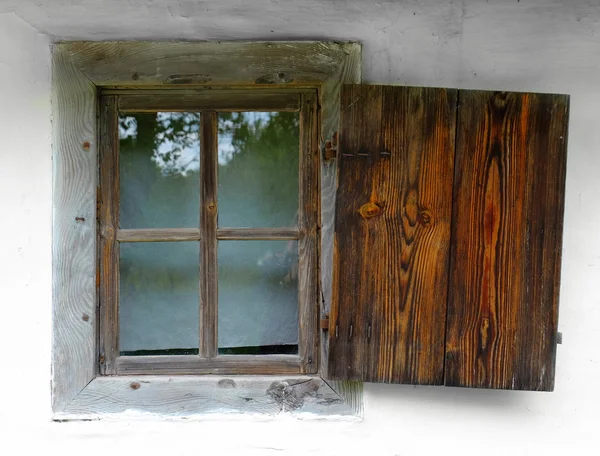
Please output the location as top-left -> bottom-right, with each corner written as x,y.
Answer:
119,242 -> 199,355
218,112 -> 299,228
119,112 -> 200,229
218,240 -> 299,354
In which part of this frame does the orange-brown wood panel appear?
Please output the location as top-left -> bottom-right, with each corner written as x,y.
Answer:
328,85 -> 457,384
445,90 -> 569,391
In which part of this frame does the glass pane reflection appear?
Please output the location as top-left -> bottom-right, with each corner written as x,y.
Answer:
217,112 -> 299,228
119,112 -> 200,229
119,242 -> 200,355
218,240 -> 299,354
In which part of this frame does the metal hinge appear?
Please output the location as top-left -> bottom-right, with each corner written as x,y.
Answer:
324,131 -> 338,160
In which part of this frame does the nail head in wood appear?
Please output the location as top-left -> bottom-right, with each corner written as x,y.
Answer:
129,382 -> 141,390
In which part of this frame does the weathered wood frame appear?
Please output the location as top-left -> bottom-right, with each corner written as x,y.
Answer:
52,41 -> 362,420
99,90 -> 319,376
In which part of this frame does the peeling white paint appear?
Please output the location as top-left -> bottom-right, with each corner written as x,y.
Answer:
1,1 -> 600,455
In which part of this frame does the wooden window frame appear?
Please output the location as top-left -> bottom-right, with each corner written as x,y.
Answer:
99,90 -> 319,376
51,41 -> 363,420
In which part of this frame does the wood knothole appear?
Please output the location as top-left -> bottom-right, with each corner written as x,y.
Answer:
359,201 -> 383,219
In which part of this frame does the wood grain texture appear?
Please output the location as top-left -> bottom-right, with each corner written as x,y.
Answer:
318,45 -> 363,408
117,228 -> 201,242
445,90 -> 569,391
200,111 -> 218,358
319,43 -> 362,381
51,45 -> 98,412
116,355 -> 302,375
118,90 -> 300,112
298,92 -> 320,373
62,41 -> 359,87
55,376 -> 358,420
98,95 -> 120,376
328,85 -> 457,384
216,227 -> 298,240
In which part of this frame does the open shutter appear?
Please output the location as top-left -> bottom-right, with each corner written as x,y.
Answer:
445,91 -> 569,391
327,85 -> 458,384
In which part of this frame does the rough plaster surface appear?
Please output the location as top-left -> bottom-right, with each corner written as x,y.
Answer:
0,1 -> 599,455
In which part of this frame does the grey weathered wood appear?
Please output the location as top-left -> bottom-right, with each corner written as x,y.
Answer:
98,95 -> 120,376
52,40 -> 363,418
318,43 -> 363,412
200,111 -> 219,358
51,44 -> 98,412
117,228 -> 201,242
118,91 -> 301,112
322,379 -> 364,418
318,43 -> 362,388
216,228 -> 299,240
298,92 -> 320,374
55,376 -> 359,420
61,41 -> 359,88
116,355 -> 302,375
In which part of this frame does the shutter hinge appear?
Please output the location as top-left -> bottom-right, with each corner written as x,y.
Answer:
324,132 -> 338,161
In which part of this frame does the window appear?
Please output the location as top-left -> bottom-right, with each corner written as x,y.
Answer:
98,91 -> 319,375
52,40 -> 568,420
52,40 -> 364,420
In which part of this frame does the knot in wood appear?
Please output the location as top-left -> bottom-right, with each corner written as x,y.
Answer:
418,210 -> 433,227
82,141 -> 91,151
359,201 -> 383,219
101,225 -> 115,239
218,378 -> 236,389
255,72 -> 294,84
129,382 -> 141,390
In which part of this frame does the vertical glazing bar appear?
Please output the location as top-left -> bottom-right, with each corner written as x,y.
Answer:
298,92 -> 320,373
98,95 -> 120,374
200,111 -> 219,357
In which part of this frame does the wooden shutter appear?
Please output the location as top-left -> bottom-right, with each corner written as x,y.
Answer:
445,91 -> 569,391
327,85 -> 458,384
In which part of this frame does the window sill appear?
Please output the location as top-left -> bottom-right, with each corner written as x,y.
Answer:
53,375 -> 362,421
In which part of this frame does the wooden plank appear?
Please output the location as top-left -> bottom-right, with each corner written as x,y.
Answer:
118,91 -> 300,112
117,228 -> 201,242
319,44 -> 362,381
62,41 -> 359,87
328,85 -> 457,384
216,228 -> 299,240
200,111 -> 218,358
55,376 -> 358,420
51,45 -> 98,412
319,43 -> 362,410
98,95 -> 120,376
116,355 -> 301,375
445,90 -> 569,391
297,92 -> 320,374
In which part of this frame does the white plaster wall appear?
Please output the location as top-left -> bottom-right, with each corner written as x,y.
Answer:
0,1 -> 599,454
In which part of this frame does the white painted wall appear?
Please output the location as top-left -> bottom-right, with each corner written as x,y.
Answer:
1,1 -> 599,454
